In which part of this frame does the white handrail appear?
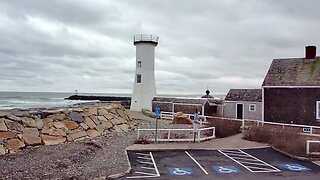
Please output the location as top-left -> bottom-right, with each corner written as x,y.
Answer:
137,127 -> 215,142
306,140 -> 320,155
159,111 -> 320,137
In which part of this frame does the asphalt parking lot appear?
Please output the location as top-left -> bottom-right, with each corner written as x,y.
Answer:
123,147 -> 320,180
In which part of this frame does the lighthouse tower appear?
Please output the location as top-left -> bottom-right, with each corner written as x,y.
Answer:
130,34 -> 158,112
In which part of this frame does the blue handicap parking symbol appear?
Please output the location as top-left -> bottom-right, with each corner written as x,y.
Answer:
213,166 -> 240,174
168,167 -> 193,176
279,164 -> 311,172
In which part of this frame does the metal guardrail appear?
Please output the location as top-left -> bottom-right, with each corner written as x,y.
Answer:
137,127 -> 215,142
134,34 -> 159,44
160,111 -> 320,137
213,117 -> 320,137
160,111 -> 208,125
306,140 -> 320,155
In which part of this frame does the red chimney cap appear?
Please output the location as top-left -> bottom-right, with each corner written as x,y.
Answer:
305,46 -> 316,59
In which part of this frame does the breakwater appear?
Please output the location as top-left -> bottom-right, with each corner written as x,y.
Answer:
65,95 -> 131,108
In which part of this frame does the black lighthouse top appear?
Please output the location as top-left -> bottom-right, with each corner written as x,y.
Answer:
201,89 -> 214,98
134,34 -> 158,46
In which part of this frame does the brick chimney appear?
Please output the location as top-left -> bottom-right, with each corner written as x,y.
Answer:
305,46 -> 316,59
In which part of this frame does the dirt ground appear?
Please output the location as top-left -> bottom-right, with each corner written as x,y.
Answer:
0,130 -> 136,180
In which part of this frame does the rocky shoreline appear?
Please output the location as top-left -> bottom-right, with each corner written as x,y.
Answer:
0,103 -> 172,179
65,95 -> 131,108
0,102 -> 133,155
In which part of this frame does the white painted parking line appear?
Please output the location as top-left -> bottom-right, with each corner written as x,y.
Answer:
222,150 -> 245,154
136,152 -> 151,156
137,161 -> 154,165
227,156 -> 260,162
135,171 -> 158,176
218,149 -> 281,173
185,151 -> 209,175
149,152 -> 160,177
223,152 -> 257,158
238,149 -> 281,172
141,166 -> 156,170
127,152 -> 160,179
137,156 -> 152,160
239,161 -> 272,166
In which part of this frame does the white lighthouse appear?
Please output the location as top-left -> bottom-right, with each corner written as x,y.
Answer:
130,34 -> 158,112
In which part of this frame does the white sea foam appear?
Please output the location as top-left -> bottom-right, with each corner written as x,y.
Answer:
0,92 -> 109,110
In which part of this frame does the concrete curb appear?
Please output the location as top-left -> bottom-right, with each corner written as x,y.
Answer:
271,146 -> 320,162
107,149 -> 132,179
126,144 -> 271,151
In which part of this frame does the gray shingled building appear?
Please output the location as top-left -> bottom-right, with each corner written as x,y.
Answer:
262,46 -> 320,125
223,89 -> 262,120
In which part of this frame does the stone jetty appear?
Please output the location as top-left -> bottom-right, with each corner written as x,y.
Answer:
0,104 -> 132,155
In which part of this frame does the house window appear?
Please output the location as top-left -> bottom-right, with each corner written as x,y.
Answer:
136,74 -> 141,83
317,101 -> 320,120
249,104 -> 256,112
137,61 -> 142,68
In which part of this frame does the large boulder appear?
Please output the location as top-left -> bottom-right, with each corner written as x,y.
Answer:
68,112 -> 84,123
21,117 -> 37,128
97,116 -> 108,122
80,123 -> 89,130
0,131 -> 16,140
97,108 -> 108,115
67,131 -> 87,141
84,117 -> 96,129
42,118 -> 54,124
118,124 -> 129,132
142,109 -> 156,118
53,122 -> 66,129
0,119 -> 8,131
110,118 -> 122,126
35,118 -> 44,129
41,135 -> 66,145
4,119 -> 24,132
50,113 -> 66,121
95,121 -> 113,134
86,129 -> 100,137
83,107 -> 97,116
89,115 -> 100,125
113,125 -> 123,133
5,138 -> 25,151
22,128 -> 42,146
104,113 -> 114,120
62,120 -> 79,130
42,127 -> 67,137
173,112 -> 193,125
0,144 -> 7,155
5,114 -> 22,123
116,109 -> 127,119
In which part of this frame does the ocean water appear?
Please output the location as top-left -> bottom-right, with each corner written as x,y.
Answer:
0,91 -> 225,110
0,92 -> 130,110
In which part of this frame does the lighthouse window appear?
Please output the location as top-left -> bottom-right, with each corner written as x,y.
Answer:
136,74 -> 141,83
137,61 -> 142,68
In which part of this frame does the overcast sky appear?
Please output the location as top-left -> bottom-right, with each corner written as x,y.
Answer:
0,0 -> 319,95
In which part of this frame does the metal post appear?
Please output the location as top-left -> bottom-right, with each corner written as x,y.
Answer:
155,116 -> 158,143
306,141 -> 310,155
193,110 -> 199,143
242,119 -> 245,129
155,107 -> 160,143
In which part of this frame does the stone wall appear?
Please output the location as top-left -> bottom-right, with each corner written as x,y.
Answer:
0,104 -> 132,155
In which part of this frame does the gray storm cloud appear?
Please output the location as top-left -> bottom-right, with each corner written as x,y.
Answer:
0,0 -> 319,95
